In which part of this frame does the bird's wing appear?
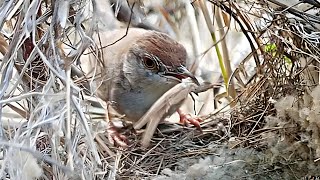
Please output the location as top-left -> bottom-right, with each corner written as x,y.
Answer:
80,28 -> 149,101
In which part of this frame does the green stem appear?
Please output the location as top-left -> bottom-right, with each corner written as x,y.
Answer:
211,32 -> 228,85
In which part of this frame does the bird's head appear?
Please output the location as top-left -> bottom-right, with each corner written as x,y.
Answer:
122,31 -> 199,90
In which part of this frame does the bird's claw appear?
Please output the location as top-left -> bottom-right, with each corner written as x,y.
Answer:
178,109 -> 203,132
107,122 -> 129,148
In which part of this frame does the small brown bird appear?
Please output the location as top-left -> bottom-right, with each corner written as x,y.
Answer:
82,28 -> 200,146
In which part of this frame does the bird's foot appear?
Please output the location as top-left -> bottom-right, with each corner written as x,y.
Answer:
106,120 -> 132,148
177,108 -> 203,132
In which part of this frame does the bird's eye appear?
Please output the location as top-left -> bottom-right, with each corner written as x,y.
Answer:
143,57 -> 157,70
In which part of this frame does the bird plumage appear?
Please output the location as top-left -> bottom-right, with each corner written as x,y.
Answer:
81,28 -> 195,122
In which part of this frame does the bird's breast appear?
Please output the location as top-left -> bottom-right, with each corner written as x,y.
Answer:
111,82 -> 176,122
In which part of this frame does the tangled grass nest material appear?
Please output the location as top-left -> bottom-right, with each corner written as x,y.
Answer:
0,0 -> 320,179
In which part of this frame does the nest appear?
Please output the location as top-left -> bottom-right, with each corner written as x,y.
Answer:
0,0 -> 319,179
97,116 -> 228,179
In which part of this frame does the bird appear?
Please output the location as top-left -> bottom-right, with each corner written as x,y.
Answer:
81,28 -> 200,146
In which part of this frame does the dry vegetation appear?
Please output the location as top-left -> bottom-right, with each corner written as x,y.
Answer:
0,0 -> 319,179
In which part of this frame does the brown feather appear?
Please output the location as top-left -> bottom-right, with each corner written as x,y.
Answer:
136,32 -> 187,66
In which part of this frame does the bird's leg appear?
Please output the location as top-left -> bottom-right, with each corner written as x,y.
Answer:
106,106 -> 133,147
177,108 -> 202,132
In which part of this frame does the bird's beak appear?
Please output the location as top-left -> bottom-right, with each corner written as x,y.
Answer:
165,66 -> 200,86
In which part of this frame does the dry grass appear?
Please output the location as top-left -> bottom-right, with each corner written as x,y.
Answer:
0,0 -> 319,179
